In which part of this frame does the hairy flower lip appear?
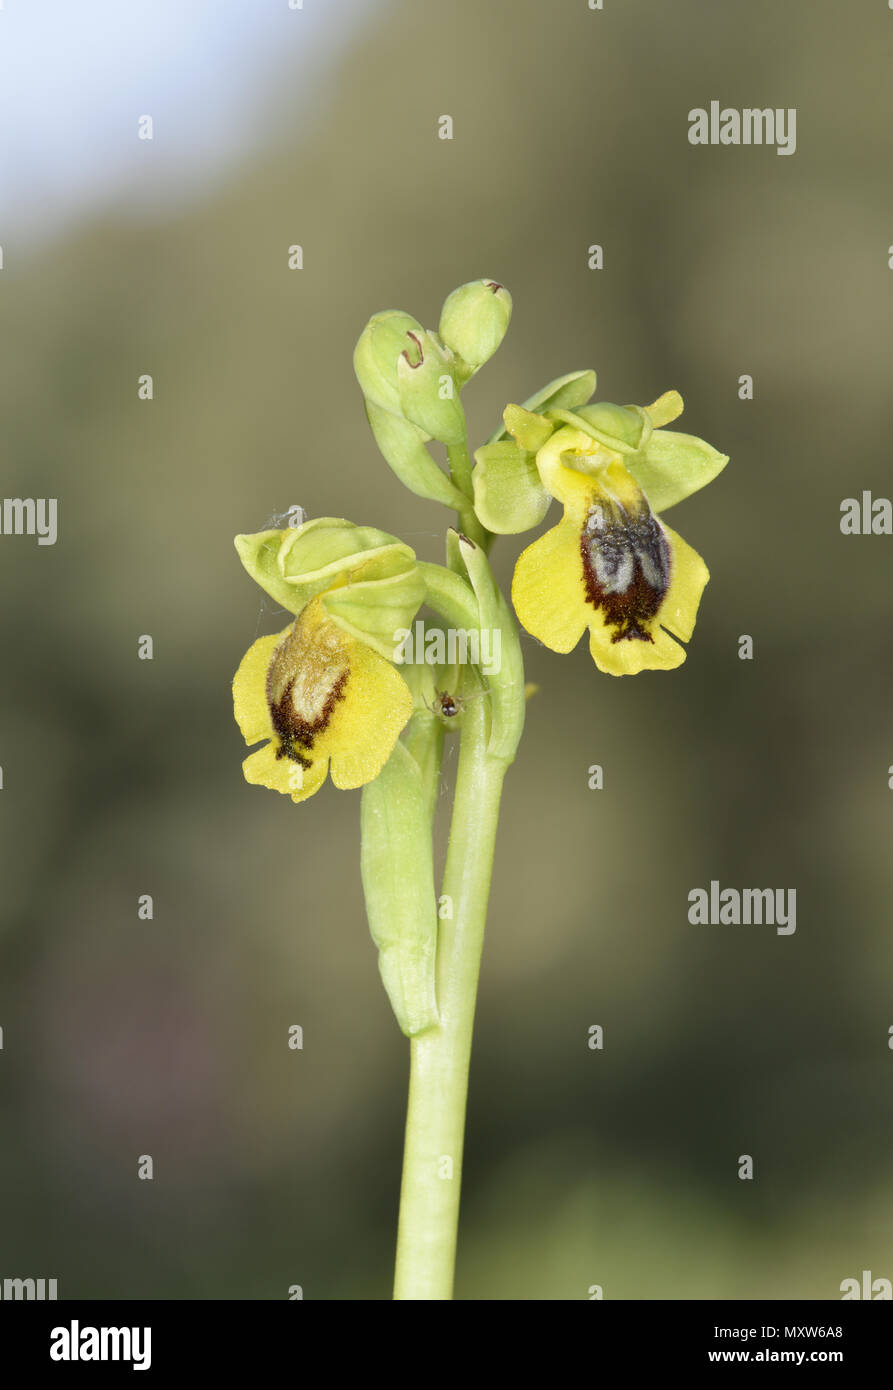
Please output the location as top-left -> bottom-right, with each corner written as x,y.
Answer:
233,591 -> 414,801
580,495 -> 671,645
511,438 -> 710,676
267,622 -> 350,767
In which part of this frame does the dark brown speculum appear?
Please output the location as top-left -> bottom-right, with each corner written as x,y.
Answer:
268,671 -> 348,766
266,624 -> 350,766
580,497 -> 671,643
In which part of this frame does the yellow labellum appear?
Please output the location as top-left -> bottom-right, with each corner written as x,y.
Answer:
233,596 -> 413,802
512,440 -> 709,677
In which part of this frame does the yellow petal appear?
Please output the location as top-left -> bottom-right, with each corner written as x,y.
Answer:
233,632 -> 284,746
511,516 -> 589,654
242,741 -> 328,802
644,390 -> 684,428
660,525 -> 710,642
327,639 -> 413,789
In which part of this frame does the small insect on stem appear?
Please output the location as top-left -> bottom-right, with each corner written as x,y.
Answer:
425,685 -> 492,722
433,689 -> 463,719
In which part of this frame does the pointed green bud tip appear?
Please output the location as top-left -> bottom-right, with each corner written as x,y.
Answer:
353,309 -> 425,415
438,279 -> 512,373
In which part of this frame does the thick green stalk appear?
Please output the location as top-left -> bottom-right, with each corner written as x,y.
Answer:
393,695 -> 508,1299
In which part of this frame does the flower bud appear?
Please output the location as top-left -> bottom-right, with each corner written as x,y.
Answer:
396,328 -> 466,445
438,279 -> 512,375
353,310 -> 426,416
355,310 -> 473,503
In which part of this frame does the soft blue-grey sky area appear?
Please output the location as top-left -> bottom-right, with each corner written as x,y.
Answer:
0,0 -> 377,241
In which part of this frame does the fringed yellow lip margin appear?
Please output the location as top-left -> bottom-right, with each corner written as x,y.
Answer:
232,280 -> 729,1300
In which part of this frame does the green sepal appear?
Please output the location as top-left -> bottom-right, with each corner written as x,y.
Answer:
487,369 -> 597,443
625,428 -> 730,513
322,566 -> 427,661
234,518 -> 417,614
541,408 -> 729,512
472,440 -> 550,535
543,395 -> 727,510
364,399 -> 468,509
360,740 -> 440,1037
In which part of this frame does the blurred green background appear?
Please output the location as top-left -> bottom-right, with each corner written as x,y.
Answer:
1,0 -> 892,1299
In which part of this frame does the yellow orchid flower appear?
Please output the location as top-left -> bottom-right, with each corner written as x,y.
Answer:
233,594 -> 413,802
511,427 -> 710,676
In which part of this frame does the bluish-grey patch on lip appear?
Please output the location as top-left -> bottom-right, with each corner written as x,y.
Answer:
582,496 -> 671,643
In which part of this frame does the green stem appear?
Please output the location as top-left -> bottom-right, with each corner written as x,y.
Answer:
393,695 -> 508,1299
447,441 -> 489,551
446,440 -> 474,498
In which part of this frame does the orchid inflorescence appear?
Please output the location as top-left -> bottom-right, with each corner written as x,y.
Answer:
231,279 -> 728,1298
